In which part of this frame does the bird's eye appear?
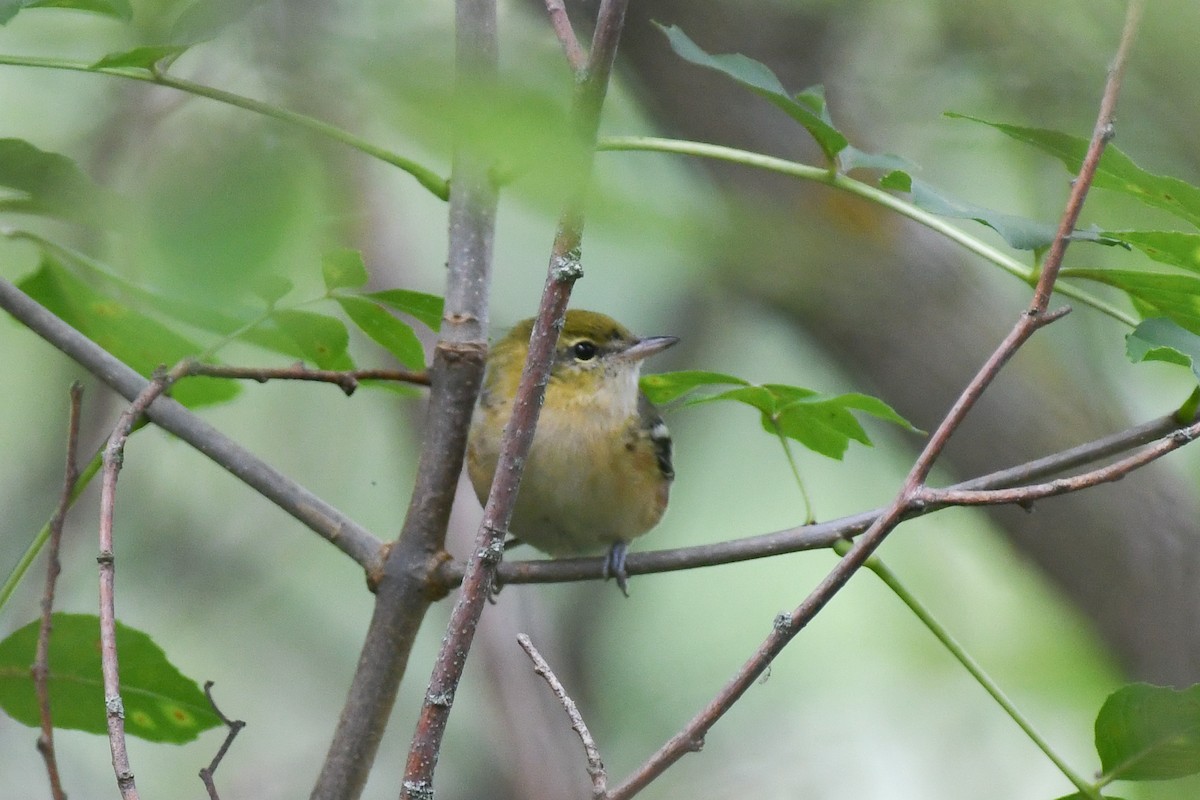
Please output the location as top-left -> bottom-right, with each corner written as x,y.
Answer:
572,340 -> 598,361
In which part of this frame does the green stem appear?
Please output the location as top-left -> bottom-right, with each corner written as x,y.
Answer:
0,446 -> 103,612
598,136 -> 1138,329
831,539 -> 1103,800
0,54 -> 449,200
774,426 -> 815,524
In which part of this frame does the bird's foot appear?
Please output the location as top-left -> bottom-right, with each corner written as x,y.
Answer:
602,541 -> 630,597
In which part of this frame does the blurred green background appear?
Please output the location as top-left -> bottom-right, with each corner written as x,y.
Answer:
3,0 -> 1200,798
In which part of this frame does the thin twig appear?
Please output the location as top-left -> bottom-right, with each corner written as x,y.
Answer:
516,634 -> 607,798
33,382 -> 84,800
607,4 -> 1145,797
100,363 -> 189,799
401,2 -> 629,797
199,681 -> 247,800
545,0 -> 587,72
429,402 -> 1193,588
0,277 -> 386,578
183,362 -> 430,394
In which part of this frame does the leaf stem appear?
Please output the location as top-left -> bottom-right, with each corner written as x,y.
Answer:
0,54 -> 449,200
834,540 -> 1104,800
773,426 -> 814,525
598,136 -> 1138,328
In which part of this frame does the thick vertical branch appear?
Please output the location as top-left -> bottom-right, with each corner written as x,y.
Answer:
401,2 -> 629,797
308,3 -> 498,799
33,382 -> 84,800
609,2 -> 1145,797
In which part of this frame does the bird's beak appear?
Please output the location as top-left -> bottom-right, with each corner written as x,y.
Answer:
618,335 -> 679,363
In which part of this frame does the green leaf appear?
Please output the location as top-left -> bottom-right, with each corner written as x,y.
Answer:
18,258 -> 239,407
949,113 -> 1200,229
91,45 -> 189,71
0,0 -> 131,25
1095,682 -> 1200,781
883,170 -> 1117,251
686,382 -> 918,460
366,288 -> 445,332
656,24 -> 848,164
335,296 -> 426,370
0,139 -> 114,225
1064,268 -> 1200,335
271,309 -> 354,370
639,370 -> 749,404
0,613 -> 221,743
1127,318 -> 1200,382
169,0 -> 266,44
322,248 -> 370,292
1104,230 -> 1200,274
1052,794 -> 1126,800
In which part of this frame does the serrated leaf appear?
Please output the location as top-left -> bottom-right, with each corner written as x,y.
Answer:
1104,230 -> 1200,274
0,613 -> 221,743
1095,682 -> 1200,781
656,23 -> 848,164
639,370 -> 749,404
0,139 -> 114,225
1127,318 -> 1200,381
949,113 -> 1200,229
18,258 -> 239,407
91,45 -> 189,71
0,0 -> 131,25
1064,268 -> 1200,335
366,288 -> 444,332
271,309 -> 354,370
322,248 -> 370,292
335,296 -> 426,370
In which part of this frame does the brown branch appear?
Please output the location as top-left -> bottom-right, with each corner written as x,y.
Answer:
545,0 -> 587,72
33,382 -> 84,800
517,634 -> 607,798
0,277 -> 386,577
607,4 -> 1146,797
428,403 -> 1191,588
99,362 -> 188,799
308,2 -> 499,797
183,361 -> 430,395
199,681 -> 246,800
401,2 -> 629,797
921,421 -> 1198,508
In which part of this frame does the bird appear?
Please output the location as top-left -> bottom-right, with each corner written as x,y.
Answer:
466,309 -> 677,594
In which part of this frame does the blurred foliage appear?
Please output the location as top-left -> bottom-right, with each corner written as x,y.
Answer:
1,0 -> 1200,799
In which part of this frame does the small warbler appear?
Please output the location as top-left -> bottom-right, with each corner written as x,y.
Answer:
466,310 -> 678,594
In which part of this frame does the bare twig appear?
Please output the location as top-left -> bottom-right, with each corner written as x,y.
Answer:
99,362 -> 189,799
607,4 -> 1146,797
545,0 -> 587,72
199,681 -> 246,800
33,382 -> 84,800
183,361 -> 430,395
517,634 -> 607,798
402,2 -> 629,798
428,403 -> 1193,588
0,278 -> 386,577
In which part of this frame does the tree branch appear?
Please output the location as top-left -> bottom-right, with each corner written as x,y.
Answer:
199,681 -> 246,800
401,2 -> 629,797
429,403 -> 1191,588
33,382 -> 83,800
0,277 -> 386,578
517,634 -> 607,798
606,3 -> 1146,797
308,2 -> 499,797
99,363 -> 190,799
182,362 -> 430,395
